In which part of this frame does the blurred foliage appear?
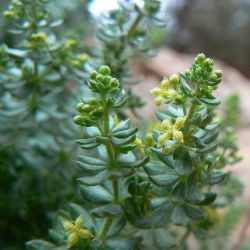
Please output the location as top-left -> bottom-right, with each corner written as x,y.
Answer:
0,0 -> 89,248
168,0 -> 250,76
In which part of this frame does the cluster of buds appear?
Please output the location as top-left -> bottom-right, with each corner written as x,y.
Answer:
4,0 -> 23,19
157,116 -> 186,153
88,66 -> 119,94
27,32 -> 48,49
150,75 -> 183,106
184,53 -> 223,87
61,216 -> 94,247
73,97 -> 103,126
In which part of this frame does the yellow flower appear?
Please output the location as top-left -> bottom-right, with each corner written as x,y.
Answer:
61,215 -> 94,247
150,75 -> 182,107
133,138 -> 145,156
157,116 -> 186,149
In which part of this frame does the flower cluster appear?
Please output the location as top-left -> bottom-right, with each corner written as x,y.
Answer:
61,216 -> 94,247
157,116 -> 186,152
150,74 -> 183,106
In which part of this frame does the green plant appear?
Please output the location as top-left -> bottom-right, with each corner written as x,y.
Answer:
0,0 -> 88,248
27,51 -> 242,249
94,0 -> 164,117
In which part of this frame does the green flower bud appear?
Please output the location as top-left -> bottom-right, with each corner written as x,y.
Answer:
144,0 -> 161,14
195,53 -> 205,63
87,97 -> 98,105
173,130 -> 184,143
215,70 -> 223,78
109,78 -> 119,88
184,69 -> 191,78
204,58 -> 213,67
4,11 -> 14,18
96,74 -> 104,82
82,104 -> 94,113
76,103 -> 84,112
73,115 -> 84,125
209,75 -> 218,82
90,70 -> 97,80
99,65 -> 110,75
169,74 -> 179,87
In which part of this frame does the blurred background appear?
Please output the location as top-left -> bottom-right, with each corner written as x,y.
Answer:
0,0 -> 250,249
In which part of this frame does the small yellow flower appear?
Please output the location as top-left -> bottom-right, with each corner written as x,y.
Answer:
61,215 -> 94,247
133,138 -> 145,155
113,115 -> 119,127
150,75 -> 182,107
157,116 -> 186,149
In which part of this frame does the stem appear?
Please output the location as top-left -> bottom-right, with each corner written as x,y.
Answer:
98,217 -> 113,241
183,101 -> 197,133
31,62 -> 38,111
179,228 -> 191,249
127,13 -> 143,40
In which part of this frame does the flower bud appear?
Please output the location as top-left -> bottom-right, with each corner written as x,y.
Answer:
174,116 -> 186,130
75,216 -> 83,229
67,232 -> 79,247
173,130 -> 184,143
99,65 -> 110,75
109,78 -> 119,88
195,53 -> 205,63
154,96 -> 164,106
160,77 -> 169,89
79,229 -> 94,239
157,131 -> 172,147
162,145 -> 172,154
4,11 -> 14,18
89,70 -> 97,80
87,97 -> 98,105
150,87 -> 162,95
169,74 -> 179,87
204,58 -> 213,67
96,74 -> 104,82
76,103 -> 84,112
82,104 -> 93,113
73,115 -> 84,125
215,70 -> 223,78
184,70 -> 191,78
62,221 -> 75,233
161,119 -> 172,130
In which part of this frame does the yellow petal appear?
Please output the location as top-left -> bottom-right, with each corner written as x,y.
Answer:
150,87 -> 162,95
75,216 -> 83,229
161,119 -> 172,130
174,116 -> 186,130
173,130 -> 184,143
79,229 -> 94,239
67,232 -> 79,247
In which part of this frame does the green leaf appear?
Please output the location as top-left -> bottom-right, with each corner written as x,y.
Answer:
150,148 -> 174,168
171,181 -> 185,201
26,240 -> 56,250
155,112 -> 171,121
174,152 -> 192,175
197,192 -> 217,205
144,162 -> 169,175
149,171 -> 179,187
120,156 -> 149,169
171,205 -> 189,226
208,170 -> 226,185
113,89 -> 127,108
182,204 -> 205,220
150,205 -> 173,227
112,127 -> 137,138
78,170 -> 108,185
105,236 -> 142,250
200,97 -> 221,106
111,134 -> 136,146
75,161 -> 106,174
80,185 -> 113,204
112,119 -> 130,133
186,172 -> 205,204
180,77 -> 193,97
153,229 -> 177,249
107,215 -> 127,237
6,48 -> 28,57
78,155 -> 106,166
91,204 -> 122,218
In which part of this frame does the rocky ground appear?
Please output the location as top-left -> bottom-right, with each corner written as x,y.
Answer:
132,48 -> 250,249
